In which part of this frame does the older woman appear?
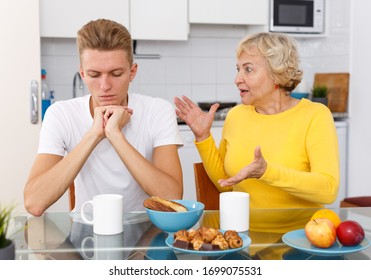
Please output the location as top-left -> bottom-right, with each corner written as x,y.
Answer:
174,32 -> 339,232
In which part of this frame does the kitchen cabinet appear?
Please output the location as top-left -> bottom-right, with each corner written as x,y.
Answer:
130,0 -> 188,40
189,0 -> 269,25
327,121 -> 348,208
40,0 -> 130,38
178,124 -> 223,201
40,0 -> 188,40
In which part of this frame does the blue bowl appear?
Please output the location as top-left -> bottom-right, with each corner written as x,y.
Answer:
291,92 -> 309,99
145,200 -> 205,233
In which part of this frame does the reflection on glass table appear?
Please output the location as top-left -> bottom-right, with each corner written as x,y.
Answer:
11,207 -> 371,260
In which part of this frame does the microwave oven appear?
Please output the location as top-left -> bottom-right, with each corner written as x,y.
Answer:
269,0 -> 325,34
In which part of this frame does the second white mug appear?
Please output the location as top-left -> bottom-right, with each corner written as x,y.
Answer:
81,194 -> 124,235
219,192 -> 249,232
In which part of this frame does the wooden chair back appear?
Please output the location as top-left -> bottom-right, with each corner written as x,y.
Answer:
69,182 -> 75,211
340,196 -> 371,207
193,162 -> 220,210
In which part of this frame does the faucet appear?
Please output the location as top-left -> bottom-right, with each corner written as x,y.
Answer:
72,72 -> 84,98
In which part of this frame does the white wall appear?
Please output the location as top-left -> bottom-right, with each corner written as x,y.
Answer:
296,0 -> 351,93
347,0 -> 371,196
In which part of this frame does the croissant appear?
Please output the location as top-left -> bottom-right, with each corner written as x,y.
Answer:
187,229 -> 198,241
188,230 -> 204,251
211,234 -> 229,250
224,230 -> 243,249
198,226 -> 219,243
174,229 -> 188,242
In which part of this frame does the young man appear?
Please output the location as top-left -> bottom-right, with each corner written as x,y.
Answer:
24,19 -> 183,216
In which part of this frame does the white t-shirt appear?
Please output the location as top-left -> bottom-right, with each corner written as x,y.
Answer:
38,93 -> 183,212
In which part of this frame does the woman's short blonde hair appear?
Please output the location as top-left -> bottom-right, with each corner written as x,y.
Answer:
77,19 -> 133,65
236,32 -> 303,92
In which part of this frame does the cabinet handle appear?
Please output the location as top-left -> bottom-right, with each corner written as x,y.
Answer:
30,80 -> 38,124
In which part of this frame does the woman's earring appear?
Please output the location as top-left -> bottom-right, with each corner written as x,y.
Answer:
275,84 -> 279,89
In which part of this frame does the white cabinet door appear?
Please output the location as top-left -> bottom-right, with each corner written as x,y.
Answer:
327,122 -> 348,208
189,0 -> 269,25
178,125 -> 223,201
130,0 -> 189,40
0,0 -> 41,213
40,0 -> 130,38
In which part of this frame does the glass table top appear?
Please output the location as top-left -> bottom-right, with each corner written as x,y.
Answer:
10,207 -> 371,260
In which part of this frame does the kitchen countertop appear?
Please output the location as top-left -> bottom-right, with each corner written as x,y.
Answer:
178,120 -> 224,131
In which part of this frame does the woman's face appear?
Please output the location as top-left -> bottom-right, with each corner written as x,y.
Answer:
80,49 -> 137,109
235,48 -> 276,106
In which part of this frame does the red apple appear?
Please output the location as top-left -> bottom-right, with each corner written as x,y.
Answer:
305,218 -> 336,248
336,220 -> 365,246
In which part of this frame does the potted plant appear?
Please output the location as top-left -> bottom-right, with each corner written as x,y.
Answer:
0,205 -> 15,260
311,85 -> 329,105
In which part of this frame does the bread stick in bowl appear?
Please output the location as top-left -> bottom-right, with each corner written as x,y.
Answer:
143,196 -> 188,212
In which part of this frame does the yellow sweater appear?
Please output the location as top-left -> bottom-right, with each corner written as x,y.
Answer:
195,98 -> 340,232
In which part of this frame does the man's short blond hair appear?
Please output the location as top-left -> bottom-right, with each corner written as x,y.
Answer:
77,19 -> 133,65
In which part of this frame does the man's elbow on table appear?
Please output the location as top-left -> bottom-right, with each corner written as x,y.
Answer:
24,193 -> 47,217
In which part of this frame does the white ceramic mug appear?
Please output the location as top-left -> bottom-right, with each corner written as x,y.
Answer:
81,194 -> 124,235
81,232 -> 124,260
219,192 -> 249,232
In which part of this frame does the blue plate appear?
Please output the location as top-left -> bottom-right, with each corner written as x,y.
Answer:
282,229 -> 370,257
165,230 -> 251,256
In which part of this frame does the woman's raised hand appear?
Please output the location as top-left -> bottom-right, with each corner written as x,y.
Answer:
174,95 -> 219,142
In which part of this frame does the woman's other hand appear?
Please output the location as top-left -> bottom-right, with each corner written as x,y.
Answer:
218,146 -> 267,186
174,95 -> 219,142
